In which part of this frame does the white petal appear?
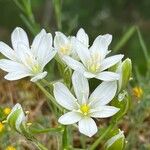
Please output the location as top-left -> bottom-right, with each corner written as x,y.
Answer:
31,29 -> 47,55
0,59 -> 29,72
53,82 -> 79,110
78,117 -> 98,137
76,28 -> 89,47
72,38 -> 90,66
4,71 -> 32,80
84,71 -> 96,78
0,42 -> 16,60
90,34 -> 112,59
90,106 -> 119,118
96,71 -> 120,81
41,49 -> 57,68
30,71 -> 47,82
89,81 -> 117,107
35,33 -> 53,66
72,71 -> 89,104
16,43 -> 32,67
100,54 -> 124,71
62,56 -> 85,73
11,27 -> 29,50
58,111 -> 82,125
54,32 -> 69,49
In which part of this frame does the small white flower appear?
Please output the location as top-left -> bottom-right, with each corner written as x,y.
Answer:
54,28 -> 88,58
63,33 -> 124,81
0,27 -> 56,82
54,71 -> 119,137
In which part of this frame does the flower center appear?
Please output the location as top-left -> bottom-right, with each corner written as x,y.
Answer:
60,45 -> 71,55
31,63 -> 41,74
25,55 -> 42,74
87,53 -> 101,73
80,104 -> 90,115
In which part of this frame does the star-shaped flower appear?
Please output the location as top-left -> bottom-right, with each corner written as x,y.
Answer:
54,71 -> 119,137
54,28 -> 88,59
0,27 -> 56,82
63,32 -> 124,81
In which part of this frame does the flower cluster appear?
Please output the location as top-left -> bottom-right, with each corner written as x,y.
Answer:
0,27 -> 131,138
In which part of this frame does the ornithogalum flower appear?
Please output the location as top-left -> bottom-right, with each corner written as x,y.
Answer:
54,71 -> 119,137
54,28 -> 88,59
0,27 -> 56,82
63,33 -> 124,81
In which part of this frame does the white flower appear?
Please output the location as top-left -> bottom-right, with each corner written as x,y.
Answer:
54,28 -> 88,58
0,27 -> 56,82
54,71 -> 119,137
63,33 -> 124,81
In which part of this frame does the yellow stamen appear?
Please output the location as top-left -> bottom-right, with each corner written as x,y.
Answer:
60,45 -> 71,55
0,122 -> 4,132
26,122 -> 32,126
5,146 -> 16,150
3,107 -> 11,115
80,104 -> 90,115
133,86 -> 143,99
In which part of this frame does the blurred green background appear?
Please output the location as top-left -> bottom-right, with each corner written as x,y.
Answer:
0,0 -> 150,74
0,0 -> 150,150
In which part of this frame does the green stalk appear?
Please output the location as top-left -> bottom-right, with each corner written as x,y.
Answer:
13,0 -> 40,35
62,126 -> 70,150
113,26 -> 136,53
53,0 -> 62,30
31,127 -> 63,134
32,140 -> 48,150
136,27 -> 149,63
36,82 -> 63,112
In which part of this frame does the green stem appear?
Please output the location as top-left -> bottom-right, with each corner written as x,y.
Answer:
136,27 -> 149,64
32,140 -> 48,150
113,26 -> 136,53
62,126 -> 69,150
31,127 -> 63,134
89,123 -> 116,150
36,82 -> 63,112
53,0 -> 62,30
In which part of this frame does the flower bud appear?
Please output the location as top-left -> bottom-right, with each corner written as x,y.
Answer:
6,103 -> 27,133
105,130 -> 125,150
117,58 -> 132,92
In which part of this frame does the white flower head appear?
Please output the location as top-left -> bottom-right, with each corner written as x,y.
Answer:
54,71 -> 119,137
63,32 -> 124,81
0,27 -> 56,82
54,28 -> 88,59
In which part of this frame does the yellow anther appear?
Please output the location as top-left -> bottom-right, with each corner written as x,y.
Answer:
0,122 -> 4,132
80,104 -> 90,115
3,107 -> 11,115
133,86 -> 143,99
5,146 -> 16,150
26,122 -> 32,126
60,45 -> 71,55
